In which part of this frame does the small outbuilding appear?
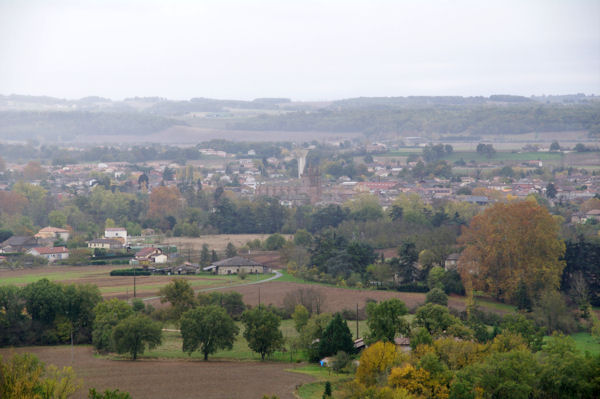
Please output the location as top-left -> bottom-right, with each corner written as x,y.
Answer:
203,256 -> 267,275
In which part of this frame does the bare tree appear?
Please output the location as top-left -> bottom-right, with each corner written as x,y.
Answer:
283,288 -> 326,315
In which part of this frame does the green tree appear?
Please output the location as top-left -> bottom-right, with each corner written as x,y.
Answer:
0,285 -> 30,346
88,388 -> 132,399
211,249 -> 219,262
323,381 -> 332,398
426,287 -> 448,306
112,314 -> 162,360
532,289 -> 576,334
427,266 -> 446,290
225,242 -> 237,258
159,279 -> 196,320
366,298 -> 409,343
92,299 -> 134,352
21,279 -> 66,334
265,233 -> 286,250
48,210 -> 68,228
318,313 -> 355,358
62,283 -> 102,344
180,305 -> 239,360
500,314 -> 544,351
241,305 -> 284,360
414,303 -> 459,337
293,229 -> 313,247
200,244 -> 210,266
546,182 -> 557,199
292,304 -> 310,332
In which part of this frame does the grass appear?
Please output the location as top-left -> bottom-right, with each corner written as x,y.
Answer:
141,318 -> 371,363
0,270 -> 90,285
570,332 -> 600,355
443,151 -> 563,163
289,364 -> 353,399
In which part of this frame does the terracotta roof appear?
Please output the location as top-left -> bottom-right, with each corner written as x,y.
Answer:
38,226 -> 69,233
30,246 -> 68,254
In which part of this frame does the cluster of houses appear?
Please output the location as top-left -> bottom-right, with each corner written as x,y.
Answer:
0,226 -> 70,262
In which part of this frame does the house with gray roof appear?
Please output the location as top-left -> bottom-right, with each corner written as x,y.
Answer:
203,256 -> 267,275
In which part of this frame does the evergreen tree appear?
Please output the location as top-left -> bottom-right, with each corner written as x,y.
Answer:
226,242 -> 237,258
318,313 -> 354,358
200,244 -> 210,266
514,279 -> 532,312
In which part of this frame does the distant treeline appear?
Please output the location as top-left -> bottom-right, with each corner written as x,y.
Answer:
230,104 -> 600,136
0,141 -> 289,163
0,111 -> 182,139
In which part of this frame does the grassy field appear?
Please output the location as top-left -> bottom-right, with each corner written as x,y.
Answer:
571,332 -> 600,355
140,318 -> 371,362
0,270 -> 86,285
290,364 -> 352,399
0,265 -> 273,299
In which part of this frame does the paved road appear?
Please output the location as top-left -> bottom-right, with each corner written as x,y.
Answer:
142,269 -> 282,302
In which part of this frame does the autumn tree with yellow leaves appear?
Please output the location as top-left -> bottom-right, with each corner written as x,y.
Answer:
458,200 -> 565,303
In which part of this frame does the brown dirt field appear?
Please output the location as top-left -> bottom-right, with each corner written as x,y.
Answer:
163,235 -> 292,251
0,346 -> 314,399
218,281 -> 430,313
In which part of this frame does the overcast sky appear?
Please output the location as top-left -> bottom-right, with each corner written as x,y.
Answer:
1,0 -> 598,101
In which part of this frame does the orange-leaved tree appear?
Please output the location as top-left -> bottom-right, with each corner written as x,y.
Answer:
458,200 -> 565,303
148,186 -> 182,219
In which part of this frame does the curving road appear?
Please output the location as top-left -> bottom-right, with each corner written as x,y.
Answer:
142,269 -> 282,302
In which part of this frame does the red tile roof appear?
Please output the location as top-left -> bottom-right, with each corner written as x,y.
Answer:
31,246 -> 68,254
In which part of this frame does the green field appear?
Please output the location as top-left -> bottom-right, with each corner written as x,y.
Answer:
139,318 -> 371,362
443,151 -> 564,163
0,270 -> 92,285
290,364 -> 352,399
571,332 -> 600,355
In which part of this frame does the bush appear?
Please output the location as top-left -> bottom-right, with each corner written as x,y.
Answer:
426,288 -> 448,306
110,269 -> 152,276
396,282 -> 428,292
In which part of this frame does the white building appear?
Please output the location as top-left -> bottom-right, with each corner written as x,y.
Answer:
105,227 -> 128,245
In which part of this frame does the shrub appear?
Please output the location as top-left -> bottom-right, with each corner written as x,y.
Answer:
110,269 -> 151,276
426,288 -> 448,306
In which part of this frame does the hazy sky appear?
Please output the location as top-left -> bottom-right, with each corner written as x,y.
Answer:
1,0 -> 599,100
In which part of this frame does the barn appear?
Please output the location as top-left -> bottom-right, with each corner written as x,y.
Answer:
203,256 -> 267,275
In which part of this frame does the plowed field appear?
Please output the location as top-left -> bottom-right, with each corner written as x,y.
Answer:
0,346 -> 314,399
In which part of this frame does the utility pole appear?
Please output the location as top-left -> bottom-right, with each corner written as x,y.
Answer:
356,303 -> 359,339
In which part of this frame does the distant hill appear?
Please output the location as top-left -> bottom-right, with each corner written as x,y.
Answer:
0,94 -> 598,141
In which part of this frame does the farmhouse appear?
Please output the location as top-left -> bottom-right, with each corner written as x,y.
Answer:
88,238 -> 124,250
27,246 -> 69,262
204,256 -> 267,275
35,226 -> 70,242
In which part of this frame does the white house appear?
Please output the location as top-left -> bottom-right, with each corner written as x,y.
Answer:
105,227 -> 127,245
27,246 -> 69,262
